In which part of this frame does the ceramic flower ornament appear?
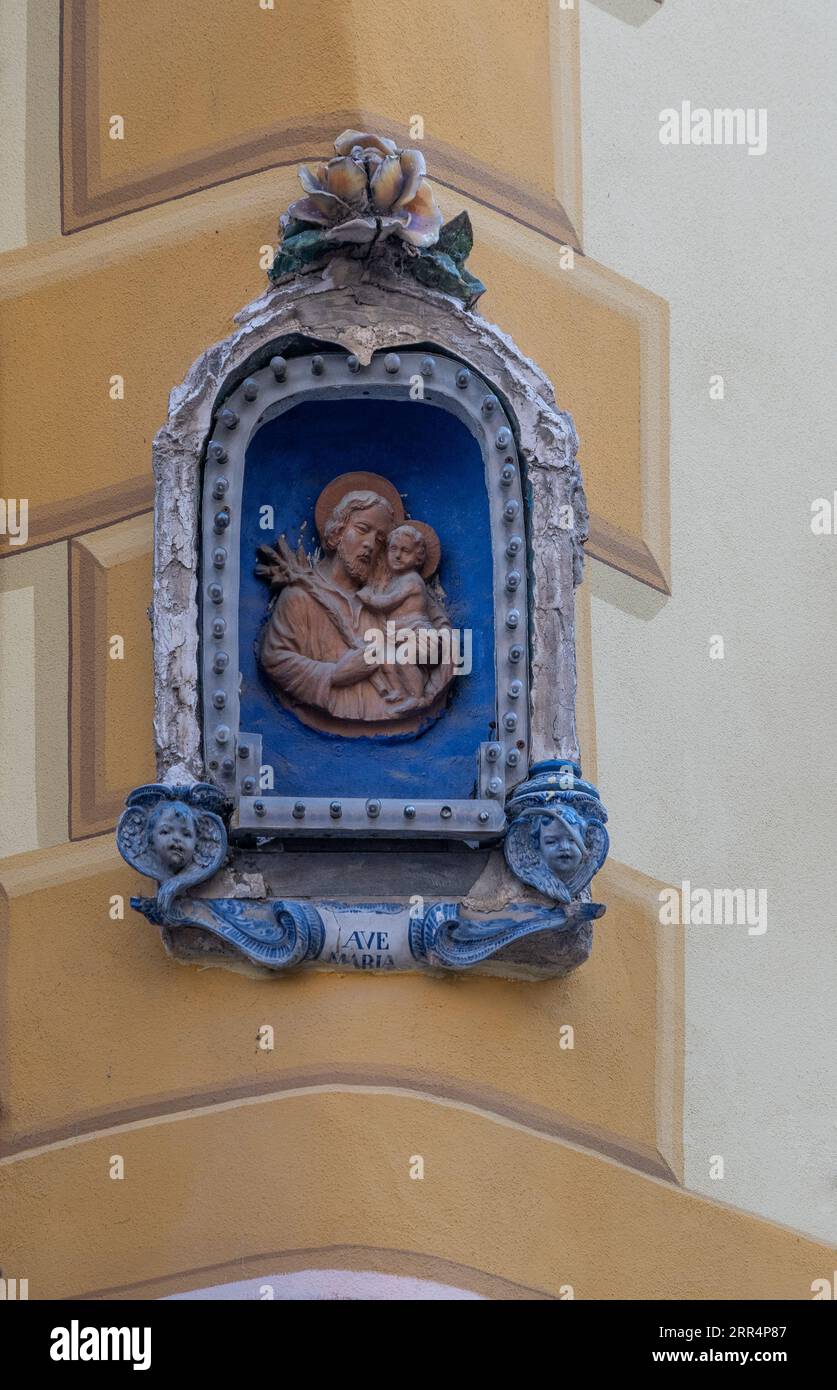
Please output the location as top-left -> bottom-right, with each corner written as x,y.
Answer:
287,130 -> 444,249
270,129 -> 485,308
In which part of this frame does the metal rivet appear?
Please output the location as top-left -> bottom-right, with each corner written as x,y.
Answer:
270,356 -> 287,381
420,356 -> 435,377
503,499 -> 520,521
212,478 -> 229,499
254,800 -> 266,817
221,756 -> 235,774
243,378 -> 259,401
508,679 -> 523,698
220,407 -> 238,430
208,582 -> 223,604
506,609 -> 521,629
292,801 -> 306,819
509,644 -> 523,663
500,464 -> 515,487
329,801 -> 342,819
440,805 -> 453,819
507,749 -> 520,767
242,777 -> 256,794
212,547 -> 227,568
215,725 -> 230,744
208,759 -> 219,771
495,427 -> 512,449
212,618 -> 226,638
486,744 -> 501,762
506,571 -> 521,592
506,535 -> 523,556
238,743 -> 249,758
456,367 -> 470,389
208,442 -> 226,464
478,810 -> 490,823
503,712 -> 518,731
212,691 -> 226,709
214,508 -> 231,532
384,352 -> 400,374
481,395 -> 498,416
346,354 -> 360,373
366,798 -> 382,818
213,652 -> 229,673
403,804 -> 417,819
488,776 -> 503,796
311,355 -> 325,375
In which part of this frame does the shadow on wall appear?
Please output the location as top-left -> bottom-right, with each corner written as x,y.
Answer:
587,0 -> 664,28
587,559 -> 668,623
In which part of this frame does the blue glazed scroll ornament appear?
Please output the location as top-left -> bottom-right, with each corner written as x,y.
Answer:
408,762 -> 609,971
409,899 -> 602,971
117,783 -> 326,969
135,895 -> 326,970
117,764 -> 608,974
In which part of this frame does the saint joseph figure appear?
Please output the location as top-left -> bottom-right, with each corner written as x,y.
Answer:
259,490 -> 453,736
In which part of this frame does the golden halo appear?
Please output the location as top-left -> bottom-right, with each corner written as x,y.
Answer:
314,472 -> 405,541
390,518 -> 441,579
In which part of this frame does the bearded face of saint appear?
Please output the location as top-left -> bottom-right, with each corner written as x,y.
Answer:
324,495 -> 394,584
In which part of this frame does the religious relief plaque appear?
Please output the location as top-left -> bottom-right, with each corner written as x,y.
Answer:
258,483 -> 453,733
118,130 -> 610,978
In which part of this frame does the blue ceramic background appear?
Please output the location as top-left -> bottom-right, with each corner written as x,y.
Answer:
238,397 -> 496,798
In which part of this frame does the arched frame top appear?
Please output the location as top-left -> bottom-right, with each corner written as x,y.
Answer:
201,348 -> 530,839
151,270 -> 587,811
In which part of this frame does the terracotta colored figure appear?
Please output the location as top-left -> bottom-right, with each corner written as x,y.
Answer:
257,482 -> 455,736
357,524 -> 437,703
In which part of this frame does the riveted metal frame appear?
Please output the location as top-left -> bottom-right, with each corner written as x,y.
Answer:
200,348 -> 530,839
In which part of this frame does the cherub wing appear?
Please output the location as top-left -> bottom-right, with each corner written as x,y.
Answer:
116,806 -> 156,878
563,817 -> 610,898
193,812 -> 227,874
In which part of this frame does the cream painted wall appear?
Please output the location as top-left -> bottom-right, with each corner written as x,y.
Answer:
0,0 -> 60,252
0,0 -> 28,251
0,586 -> 38,854
580,0 -> 837,1241
0,543 -> 69,854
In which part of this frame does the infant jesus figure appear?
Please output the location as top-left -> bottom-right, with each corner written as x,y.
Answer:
357,524 -> 442,708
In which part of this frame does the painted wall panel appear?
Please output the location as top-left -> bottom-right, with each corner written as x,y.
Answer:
1,1093 -> 831,1301
70,514 -> 154,837
61,0 -> 581,244
0,542 -> 68,855
0,839 -> 679,1191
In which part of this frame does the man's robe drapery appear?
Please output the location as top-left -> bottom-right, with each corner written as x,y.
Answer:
259,571 -> 454,736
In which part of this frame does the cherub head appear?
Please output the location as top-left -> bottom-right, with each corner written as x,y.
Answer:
537,808 -> 586,882
147,801 -> 196,875
387,524 -> 427,575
